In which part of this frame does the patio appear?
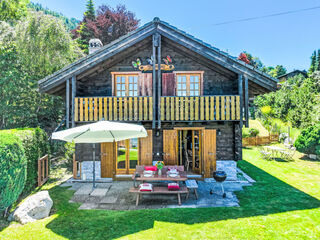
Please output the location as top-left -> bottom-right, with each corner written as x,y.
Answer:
61,168 -> 254,210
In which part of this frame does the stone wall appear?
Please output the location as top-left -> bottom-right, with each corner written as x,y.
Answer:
81,161 -> 102,180
216,160 -> 237,181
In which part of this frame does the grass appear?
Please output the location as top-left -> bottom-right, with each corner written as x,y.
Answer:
243,120 -> 269,137
1,147 -> 320,239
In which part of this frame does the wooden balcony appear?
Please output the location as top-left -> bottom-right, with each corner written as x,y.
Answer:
74,96 -> 153,122
160,95 -> 240,121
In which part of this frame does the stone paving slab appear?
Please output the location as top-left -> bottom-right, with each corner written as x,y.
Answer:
79,203 -> 99,210
100,196 -> 118,204
74,184 -> 94,195
90,188 -> 109,197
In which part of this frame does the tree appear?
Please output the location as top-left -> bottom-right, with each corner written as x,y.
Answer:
0,12 -> 84,130
15,11 -> 83,80
317,49 -> 320,71
309,50 -> 317,74
73,3 -> 140,53
72,0 -> 96,52
268,65 -> 287,78
0,0 -> 29,22
84,0 -> 95,21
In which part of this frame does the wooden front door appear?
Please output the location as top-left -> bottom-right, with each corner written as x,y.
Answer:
139,130 -> 153,165
163,130 -> 177,165
203,129 -> 217,178
100,142 -> 114,178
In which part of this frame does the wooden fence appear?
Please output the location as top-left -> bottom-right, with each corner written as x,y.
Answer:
242,134 -> 279,147
74,96 -> 153,122
160,95 -> 240,121
38,154 -> 49,187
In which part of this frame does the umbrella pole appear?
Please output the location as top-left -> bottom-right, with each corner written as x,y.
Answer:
93,143 -> 96,188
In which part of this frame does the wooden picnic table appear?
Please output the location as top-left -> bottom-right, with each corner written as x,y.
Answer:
131,166 -> 189,206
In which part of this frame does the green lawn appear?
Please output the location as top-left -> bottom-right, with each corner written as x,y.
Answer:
243,119 -> 269,136
1,147 -> 320,239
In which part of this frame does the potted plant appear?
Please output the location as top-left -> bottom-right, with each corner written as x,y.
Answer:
155,161 -> 164,176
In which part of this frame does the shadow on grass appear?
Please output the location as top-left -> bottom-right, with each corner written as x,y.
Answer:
41,159 -> 320,240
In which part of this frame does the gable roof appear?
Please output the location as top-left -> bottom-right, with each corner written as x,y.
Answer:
38,17 -> 278,93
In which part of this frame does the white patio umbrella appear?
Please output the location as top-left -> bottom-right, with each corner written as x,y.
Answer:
52,121 -> 147,188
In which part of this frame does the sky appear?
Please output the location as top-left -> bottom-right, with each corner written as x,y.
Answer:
31,0 -> 320,72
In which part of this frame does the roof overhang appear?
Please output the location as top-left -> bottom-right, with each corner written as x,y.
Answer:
38,18 -> 278,94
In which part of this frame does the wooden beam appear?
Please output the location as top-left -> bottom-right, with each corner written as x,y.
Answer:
71,76 -> 76,128
244,76 -> 249,128
157,33 -> 162,129
66,78 -> 70,128
152,34 -> 157,129
238,74 -> 243,129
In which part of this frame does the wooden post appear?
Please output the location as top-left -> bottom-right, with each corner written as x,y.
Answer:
238,74 -> 243,160
244,76 -> 249,128
71,76 -> 76,128
66,78 -> 70,128
238,75 -> 243,130
157,33 -> 162,129
152,34 -> 157,129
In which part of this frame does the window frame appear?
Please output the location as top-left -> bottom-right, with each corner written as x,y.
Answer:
174,71 -> 204,96
111,72 -> 140,97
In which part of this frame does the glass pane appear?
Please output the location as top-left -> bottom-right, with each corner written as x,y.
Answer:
129,138 -> 138,169
129,84 -> 133,90
190,76 -> 194,82
182,76 -> 186,83
182,83 -> 186,89
117,76 -> 121,83
134,84 -> 137,90
194,76 -> 199,82
121,77 -> 126,83
117,141 -> 126,169
129,76 -> 133,83
194,91 -> 199,96
178,84 -> 182,90
117,91 -> 121,96
178,76 -> 181,82
194,83 -> 199,90
122,84 -> 126,90
190,84 -> 194,90
182,91 -> 186,96
122,92 -> 126,96
134,91 -> 138,96
177,91 -> 182,96
134,76 -> 138,83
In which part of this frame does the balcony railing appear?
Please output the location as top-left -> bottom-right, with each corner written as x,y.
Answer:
160,95 -> 240,121
74,96 -> 153,122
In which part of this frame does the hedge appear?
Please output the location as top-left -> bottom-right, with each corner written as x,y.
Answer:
2,128 -> 49,193
295,124 -> 320,155
0,133 -> 27,212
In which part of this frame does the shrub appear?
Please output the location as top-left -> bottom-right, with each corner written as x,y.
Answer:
249,128 -> 259,137
1,128 -> 49,193
295,124 -> 320,155
0,133 -> 27,212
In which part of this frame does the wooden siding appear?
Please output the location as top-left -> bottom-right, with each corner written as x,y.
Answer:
101,142 -> 114,178
160,95 -> 240,121
75,96 -> 153,122
139,130 -> 153,165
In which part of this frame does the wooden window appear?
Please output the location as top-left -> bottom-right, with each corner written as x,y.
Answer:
115,74 -> 138,96
176,74 -> 201,96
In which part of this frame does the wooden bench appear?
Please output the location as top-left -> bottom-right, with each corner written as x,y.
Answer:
129,186 -> 188,206
185,180 -> 198,199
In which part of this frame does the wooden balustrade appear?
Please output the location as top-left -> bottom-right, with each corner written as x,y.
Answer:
74,96 -> 153,122
160,95 -> 240,121
38,155 -> 49,187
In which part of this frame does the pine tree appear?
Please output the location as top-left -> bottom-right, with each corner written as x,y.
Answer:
317,49 -> 320,71
84,0 -> 95,21
309,50 -> 317,74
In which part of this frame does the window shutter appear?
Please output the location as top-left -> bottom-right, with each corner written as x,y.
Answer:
162,73 -> 176,96
139,73 -> 152,96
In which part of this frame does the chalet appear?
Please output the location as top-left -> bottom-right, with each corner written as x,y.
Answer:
39,18 -> 277,180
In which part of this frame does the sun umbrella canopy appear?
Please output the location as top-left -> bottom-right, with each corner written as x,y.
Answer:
52,121 -> 147,143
